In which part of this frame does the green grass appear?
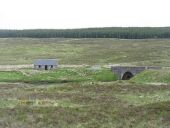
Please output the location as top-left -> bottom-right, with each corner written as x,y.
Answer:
131,69 -> 170,84
0,71 -> 24,82
1,38 -> 170,66
0,68 -> 117,83
0,38 -> 170,127
0,82 -> 169,127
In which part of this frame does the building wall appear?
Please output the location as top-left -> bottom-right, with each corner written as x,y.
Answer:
34,65 -> 57,70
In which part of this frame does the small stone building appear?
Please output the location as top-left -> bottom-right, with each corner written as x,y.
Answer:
34,59 -> 58,70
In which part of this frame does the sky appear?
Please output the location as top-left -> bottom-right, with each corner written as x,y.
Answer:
0,0 -> 170,29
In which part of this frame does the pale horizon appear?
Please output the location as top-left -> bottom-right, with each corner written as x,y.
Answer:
0,0 -> 170,29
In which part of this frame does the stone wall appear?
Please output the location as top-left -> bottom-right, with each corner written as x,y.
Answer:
34,65 -> 57,70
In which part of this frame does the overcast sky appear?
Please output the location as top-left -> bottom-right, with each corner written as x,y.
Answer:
0,0 -> 170,29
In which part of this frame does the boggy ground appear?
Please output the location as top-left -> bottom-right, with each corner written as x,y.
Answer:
1,38 -> 170,66
0,68 -> 169,128
0,38 -> 170,127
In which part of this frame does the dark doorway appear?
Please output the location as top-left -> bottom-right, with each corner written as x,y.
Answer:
45,65 -> 48,70
122,72 -> 133,80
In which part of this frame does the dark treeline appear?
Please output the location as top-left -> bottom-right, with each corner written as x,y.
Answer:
1,27 -> 170,39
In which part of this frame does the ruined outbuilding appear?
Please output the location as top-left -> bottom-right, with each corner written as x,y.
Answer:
34,59 -> 58,70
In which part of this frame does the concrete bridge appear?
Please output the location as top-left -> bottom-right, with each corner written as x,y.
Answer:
111,66 -> 161,80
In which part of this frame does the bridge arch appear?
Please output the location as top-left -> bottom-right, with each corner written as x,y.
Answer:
122,71 -> 134,80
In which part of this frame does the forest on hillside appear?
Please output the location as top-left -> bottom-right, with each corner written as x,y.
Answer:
1,27 -> 170,39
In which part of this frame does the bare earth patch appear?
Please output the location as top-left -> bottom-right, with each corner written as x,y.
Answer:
0,65 -> 33,71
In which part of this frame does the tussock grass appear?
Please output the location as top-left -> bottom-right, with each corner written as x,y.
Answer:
0,38 -> 170,127
1,38 -> 170,66
116,101 -> 170,128
131,69 -> 170,84
0,82 -> 169,127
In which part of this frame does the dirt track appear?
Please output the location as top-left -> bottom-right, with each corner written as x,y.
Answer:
0,63 -> 132,71
0,65 -> 33,71
0,64 -> 90,71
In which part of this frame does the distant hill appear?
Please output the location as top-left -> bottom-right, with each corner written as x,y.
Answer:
1,27 -> 170,39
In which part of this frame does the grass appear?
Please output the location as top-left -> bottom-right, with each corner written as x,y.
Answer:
131,68 -> 170,84
0,38 -> 170,127
0,67 -> 117,83
0,81 -> 169,127
0,71 -> 24,82
1,38 -> 170,66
